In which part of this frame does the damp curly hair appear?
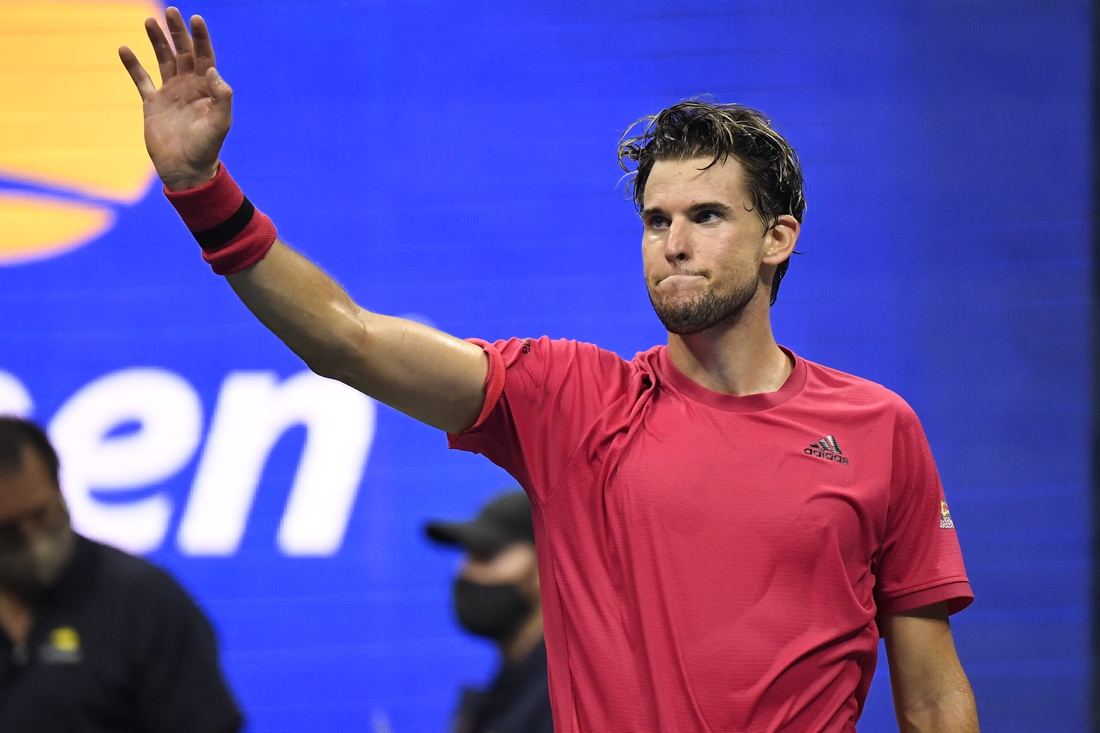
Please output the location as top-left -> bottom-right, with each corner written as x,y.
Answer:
618,100 -> 806,305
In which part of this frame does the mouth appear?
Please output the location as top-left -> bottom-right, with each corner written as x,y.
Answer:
656,273 -> 707,289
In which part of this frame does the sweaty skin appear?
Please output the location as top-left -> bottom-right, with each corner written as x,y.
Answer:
118,9 -> 979,731
640,156 -> 798,396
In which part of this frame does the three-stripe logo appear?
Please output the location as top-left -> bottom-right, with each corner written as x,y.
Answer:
804,435 -> 849,465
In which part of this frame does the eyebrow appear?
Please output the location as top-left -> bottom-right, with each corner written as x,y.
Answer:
640,201 -> 736,219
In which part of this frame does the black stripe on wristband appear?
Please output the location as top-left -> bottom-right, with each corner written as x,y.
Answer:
193,197 -> 256,252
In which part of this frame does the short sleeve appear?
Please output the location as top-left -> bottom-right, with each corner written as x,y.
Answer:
874,403 -> 973,616
130,569 -> 243,733
449,336 -> 633,504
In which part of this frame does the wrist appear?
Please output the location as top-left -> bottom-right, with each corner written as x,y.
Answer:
163,164 -> 277,275
161,163 -> 220,192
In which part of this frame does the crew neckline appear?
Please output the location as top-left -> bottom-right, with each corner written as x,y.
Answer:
656,345 -> 807,412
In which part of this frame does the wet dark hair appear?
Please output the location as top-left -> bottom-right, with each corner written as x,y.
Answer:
0,417 -> 60,487
619,99 -> 806,305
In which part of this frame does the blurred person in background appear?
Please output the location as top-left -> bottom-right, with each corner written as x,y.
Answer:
0,417 -> 242,733
426,490 -> 552,733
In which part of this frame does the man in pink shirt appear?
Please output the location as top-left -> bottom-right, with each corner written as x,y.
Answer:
119,8 -> 979,731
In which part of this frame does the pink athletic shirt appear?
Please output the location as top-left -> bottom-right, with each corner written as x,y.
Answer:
450,337 -> 972,733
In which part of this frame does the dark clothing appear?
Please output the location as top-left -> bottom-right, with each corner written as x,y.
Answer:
452,640 -> 553,733
0,535 -> 242,733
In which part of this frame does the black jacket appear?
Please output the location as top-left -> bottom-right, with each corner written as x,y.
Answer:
0,535 -> 242,733
452,640 -> 554,733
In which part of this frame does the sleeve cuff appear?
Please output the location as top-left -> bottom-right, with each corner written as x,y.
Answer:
447,338 -> 505,445
877,580 -> 974,616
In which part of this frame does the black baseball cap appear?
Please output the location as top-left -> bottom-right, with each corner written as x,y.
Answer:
425,490 -> 534,555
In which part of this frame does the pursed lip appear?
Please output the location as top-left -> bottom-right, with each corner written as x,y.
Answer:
656,272 -> 707,288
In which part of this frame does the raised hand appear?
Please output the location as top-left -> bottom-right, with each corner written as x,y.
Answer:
119,7 -> 231,191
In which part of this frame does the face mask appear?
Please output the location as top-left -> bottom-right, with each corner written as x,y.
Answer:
453,577 -> 532,642
0,520 -> 76,597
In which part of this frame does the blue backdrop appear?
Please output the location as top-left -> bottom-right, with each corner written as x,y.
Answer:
0,1 -> 1089,731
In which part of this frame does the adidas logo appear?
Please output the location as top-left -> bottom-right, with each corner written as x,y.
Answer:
804,435 -> 849,465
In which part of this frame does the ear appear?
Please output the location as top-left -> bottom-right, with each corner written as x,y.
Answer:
762,214 -> 799,265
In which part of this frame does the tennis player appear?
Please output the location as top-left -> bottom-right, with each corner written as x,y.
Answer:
119,9 -> 979,731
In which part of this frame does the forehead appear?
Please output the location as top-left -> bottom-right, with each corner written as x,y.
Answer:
0,447 -> 59,520
643,156 -> 749,209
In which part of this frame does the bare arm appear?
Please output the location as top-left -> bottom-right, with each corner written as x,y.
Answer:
119,8 -> 487,434
881,602 -> 979,733
227,242 -> 487,432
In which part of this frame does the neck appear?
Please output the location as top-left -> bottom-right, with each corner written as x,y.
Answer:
500,608 -> 543,664
666,294 -> 792,396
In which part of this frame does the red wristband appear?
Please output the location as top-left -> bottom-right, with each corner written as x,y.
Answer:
163,163 -> 278,275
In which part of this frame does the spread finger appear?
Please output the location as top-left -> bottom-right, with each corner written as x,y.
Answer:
191,15 -> 216,76
166,7 -> 196,75
118,46 -> 157,100
145,17 -> 177,84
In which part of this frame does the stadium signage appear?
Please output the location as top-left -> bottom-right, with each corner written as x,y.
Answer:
0,368 -> 375,557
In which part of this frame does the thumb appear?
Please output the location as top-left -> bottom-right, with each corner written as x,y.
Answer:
207,67 -> 233,103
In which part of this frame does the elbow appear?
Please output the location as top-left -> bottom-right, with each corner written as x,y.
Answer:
897,689 -> 979,733
299,306 -> 376,385
304,357 -> 345,383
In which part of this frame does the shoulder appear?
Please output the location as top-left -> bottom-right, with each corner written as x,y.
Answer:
494,336 -> 629,363
800,357 -> 918,420
84,539 -> 204,613
796,359 -> 933,465
88,539 -> 177,586
488,336 -> 636,380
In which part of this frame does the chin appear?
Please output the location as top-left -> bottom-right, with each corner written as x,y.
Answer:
648,282 -> 757,335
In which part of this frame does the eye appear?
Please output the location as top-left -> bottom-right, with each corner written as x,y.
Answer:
696,210 -> 722,223
645,215 -> 670,229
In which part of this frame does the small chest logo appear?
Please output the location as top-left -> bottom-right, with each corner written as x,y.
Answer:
39,626 -> 82,665
805,435 -> 849,465
940,500 -> 955,529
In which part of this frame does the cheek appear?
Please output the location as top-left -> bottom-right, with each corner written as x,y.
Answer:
641,247 -> 663,281
713,234 -> 766,270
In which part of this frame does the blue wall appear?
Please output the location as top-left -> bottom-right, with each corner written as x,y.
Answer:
0,1 -> 1089,731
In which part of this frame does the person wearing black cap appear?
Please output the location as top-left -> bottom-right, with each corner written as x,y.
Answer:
426,491 -> 553,733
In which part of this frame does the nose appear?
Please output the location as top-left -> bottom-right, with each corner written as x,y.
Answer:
0,504 -> 66,549
664,217 -> 691,263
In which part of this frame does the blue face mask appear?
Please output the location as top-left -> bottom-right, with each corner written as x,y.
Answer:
452,577 -> 531,642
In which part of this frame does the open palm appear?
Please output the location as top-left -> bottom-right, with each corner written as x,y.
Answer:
119,7 -> 231,191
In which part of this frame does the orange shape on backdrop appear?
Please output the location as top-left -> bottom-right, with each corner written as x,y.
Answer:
0,1 -> 163,265
0,192 -> 114,264
0,0 -> 163,202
